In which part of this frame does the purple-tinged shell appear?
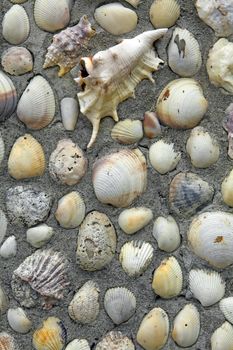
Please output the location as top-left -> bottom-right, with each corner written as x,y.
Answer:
223,103 -> 233,159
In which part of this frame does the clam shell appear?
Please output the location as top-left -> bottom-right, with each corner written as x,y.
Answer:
96,331 -> 135,350
65,339 -> 90,350
2,5 -> 30,45
33,317 -> 67,350
189,269 -> 225,307
0,209 -> 7,245
92,148 -> 147,208
61,97 -> 79,131
111,119 -> 143,145
137,307 -> 169,350
1,47 -> 33,76
104,287 -> 136,324
149,140 -> 181,174
17,75 -> 55,130
143,111 -> 161,139
150,0 -> 180,28
0,332 -> 19,350
119,240 -> 153,277
220,297 -> 233,324
26,224 -> 54,248
0,71 -> 17,122
7,307 -> 32,334
222,170 -> 233,207
0,236 -> 17,259
118,207 -> 153,235
211,322 -> 233,350
153,215 -> 180,252
0,284 -> 9,315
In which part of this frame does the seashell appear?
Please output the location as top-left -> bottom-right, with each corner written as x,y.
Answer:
61,98 -> 79,131
7,307 -> 32,334
68,280 -> 100,324
150,0 -> 180,28
26,224 -> 54,248
189,269 -> 225,307
6,186 -> 53,227
1,47 -> 33,76
0,132 -> 4,167
65,339 -> 90,350
152,256 -> 183,299
76,211 -> 116,271
0,210 -> 7,245
55,191 -> 85,229
75,29 -> 167,148
8,134 -> 46,180
124,0 -> 139,7
149,140 -> 181,174
0,236 -> 17,259
0,284 -> 9,315
153,215 -> 180,252
94,3 -> 138,35
221,170 -> 233,207
168,28 -> 202,77
211,322 -> 233,350
12,249 -> 69,309
92,148 -> 147,208
0,71 -> 17,122
49,139 -> 87,186
195,0 -> 233,38
2,5 -> 30,45
137,307 -> 169,350
118,207 -> 153,235
143,111 -> 161,139
17,75 -> 55,130
172,304 -> 200,348
119,240 -> 153,277
10,0 -> 27,2
188,211 -> 233,269
169,172 -> 214,218
43,15 -> 95,77
33,317 -> 67,350
111,119 -> 143,145
223,103 -> 233,159
96,331 -> 135,350
0,332 -> 19,350
220,297 -> 233,324
104,287 -> 136,324
156,78 -> 208,128
186,126 -> 219,168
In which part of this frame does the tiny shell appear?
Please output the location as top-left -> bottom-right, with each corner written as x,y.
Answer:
0,236 -> 17,259
149,140 -> 181,174
0,332 -> 19,350
0,209 -> 7,245
211,322 -> 233,350
153,215 -> 180,252
33,317 -> 67,350
118,207 -> 153,235
223,103 -> 233,159
65,339 -> 90,350
0,71 -> 17,122
61,98 -> 79,131
1,47 -> 33,76
96,331 -> 135,350
111,119 -> 143,145
150,0 -> 180,28
2,5 -> 30,45
143,111 -> 161,139
0,284 -> 9,314
26,224 -> 54,248
189,269 -> 225,307
221,170 -> 233,207
0,132 -> 4,166
7,308 -> 32,334
125,0 -> 139,7
220,297 -> 233,324
11,0 -> 28,2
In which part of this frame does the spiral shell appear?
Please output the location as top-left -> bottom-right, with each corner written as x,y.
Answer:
0,332 -> 19,350
118,207 -> 153,235
149,140 -> 181,174
2,5 -> 30,45
211,322 -> 233,350
96,331 -> 135,350
111,119 -> 143,145
1,47 -> 33,76
33,317 -> 67,350
0,71 -> 17,122
153,215 -> 180,252
150,0 -> 180,28
7,307 -> 32,334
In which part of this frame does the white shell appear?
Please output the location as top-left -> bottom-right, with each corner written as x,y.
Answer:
0,209 -> 7,245
118,207 -> 153,235
150,0 -> 180,28
119,240 -> 154,277
211,322 -> 233,350
153,215 -> 180,252
96,331 -> 135,350
7,308 -> 32,334
222,170 -> 233,207
61,97 -> 79,131
0,284 -> 9,314
0,132 -> 4,167
1,47 -> 33,76
0,236 -> 17,259
149,140 -> 181,174
26,224 -> 54,248
189,269 -> 225,307
2,5 -> 30,45
111,119 -> 143,145
65,339 -> 90,350
220,298 -> 233,324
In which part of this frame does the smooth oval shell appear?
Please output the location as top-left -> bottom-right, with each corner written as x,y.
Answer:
0,236 -> 17,259
118,207 -> 153,235
0,71 -> 17,122
153,215 -> 180,252
65,339 -> 90,350
0,284 -> 9,315
111,119 -> 143,145
222,170 -> 233,207
0,209 -> 7,245
149,140 -> 181,174
7,308 -> 32,334
2,5 -> 30,45
96,331 -> 135,350
143,111 -> 161,139
0,332 -> 19,350
1,47 -> 33,76
26,224 -> 54,248
220,297 -> 233,324
211,322 -> 233,350
61,97 -> 79,131
150,0 -> 180,28
33,317 -> 67,350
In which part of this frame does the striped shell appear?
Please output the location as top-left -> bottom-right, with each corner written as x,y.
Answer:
220,297 -> 233,324
111,119 -> 143,144
211,322 -> 233,350
65,339 -> 90,350
0,332 -> 19,350
0,71 -> 17,122
150,0 -> 180,28
96,331 -> 135,350
2,5 -> 30,45
33,317 -> 67,350
1,47 -> 33,76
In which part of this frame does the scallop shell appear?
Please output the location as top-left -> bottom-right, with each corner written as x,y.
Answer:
75,29 -> 167,148
168,28 -> 202,77
149,140 -> 181,174
8,134 -> 46,180
211,322 -> 233,350
68,281 -> 100,324
55,191 -> 85,229
172,304 -> 200,348
111,119 -> 143,145
137,307 -> 169,350
0,332 -> 19,350
118,207 -> 153,235
0,284 -> 9,315
104,287 -> 136,324
0,71 -> 17,122
61,98 -> 79,131
153,215 -> 181,252
169,172 -> 214,218
2,5 -> 30,45
189,269 -> 225,307
76,211 -> 116,271
65,339 -> 90,350
96,331 -> 135,350
1,47 -> 33,76
156,78 -> 208,128
92,148 -> 147,208
0,236 -> 17,259
17,75 -> 55,130
7,308 -> 32,334
143,111 -> 161,139
150,0 -> 180,28
152,256 -> 183,299
26,224 -> 54,248
119,240 -> 154,277
0,209 -> 7,245
220,297 -> 233,324
33,317 -> 67,350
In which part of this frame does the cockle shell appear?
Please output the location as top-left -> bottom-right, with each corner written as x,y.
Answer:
221,170 -> 233,207
0,71 -> 17,122
75,29 -> 167,148
152,256 -> 183,299
26,224 -> 54,248
188,211 -> 233,268
17,75 -> 55,130
1,47 -> 33,76
68,281 -> 100,324
0,210 -> 7,245
96,331 -> 135,350
137,307 -> 169,350
168,28 -> 202,77
92,148 -> 147,208
0,236 -> 17,259
118,207 -> 153,235
156,78 -> 208,128
2,5 -> 30,45
169,172 -> 214,218
0,332 -> 19,350
119,240 -> 154,277
61,98 -> 79,131
143,111 -> 161,139
153,215 -> 181,252
149,140 -> 181,174
76,211 -> 116,271
111,119 -> 143,145
189,269 -> 225,307
0,133 -> 4,167
65,339 -> 90,350
220,298 -> 233,324
150,0 -> 180,28
0,284 -> 9,315
172,304 -> 200,347
211,322 -> 233,350
7,307 -> 32,334
223,103 -> 233,159
33,317 -> 67,350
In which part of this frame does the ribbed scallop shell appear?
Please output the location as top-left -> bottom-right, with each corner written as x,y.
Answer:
0,332 -> 19,350
119,240 -> 154,277
0,209 -> 7,245
211,322 -> 233,350
96,331 -> 135,350
68,281 -> 100,324
104,287 -> 136,324
92,149 -> 147,208
189,269 -> 225,307
153,215 -> 181,252
149,140 -> 181,174
0,71 -> 17,122
61,98 -> 79,131
33,317 -> 67,350
220,298 -> 233,324
143,111 -> 161,138
1,47 -> 33,76
118,207 -> 153,235
2,5 -> 30,45
150,0 -> 180,28
0,284 -> 9,315
111,119 -> 143,144
65,339 -> 90,350
7,307 -> 32,334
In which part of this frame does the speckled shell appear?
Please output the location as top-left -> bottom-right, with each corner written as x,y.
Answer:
153,215 -> 180,252
0,284 -> 9,315
61,98 -> 79,131
111,119 -> 143,145
222,169 -> 233,207
1,47 -> 33,76
0,332 -> 19,350
2,5 -> 30,45
118,207 -> 153,235
0,236 -> 17,259
96,331 -> 135,350
149,140 -> 181,174
68,281 -> 100,324
150,0 -> 180,28
26,224 -> 54,248
143,111 -> 161,138
7,307 -> 32,334
76,211 -> 116,271
0,71 -> 17,122
65,339 -> 90,350
33,317 -> 67,350
211,322 -> 233,350
92,149 -> 147,208
220,297 -> 233,324
0,210 -> 7,245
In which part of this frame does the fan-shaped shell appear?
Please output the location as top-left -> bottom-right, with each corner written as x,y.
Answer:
150,0 -> 180,28
0,236 -> 17,259
211,322 -> 233,350
7,307 -> 32,334
96,331 -> 135,350
149,140 -> 181,174
118,207 -> 153,235
65,339 -> 90,350
143,111 -> 161,138
33,317 -> 67,350
111,119 -> 143,145
61,98 -> 79,131
1,47 -> 33,76
2,5 -> 30,45
0,284 -> 9,315
153,215 -> 180,252
0,71 -> 17,122
222,170 -> 233,207
26,224 -> 54,248
0,209 -> 7,245
0,332 -> 19,350
220,297 -> 233,324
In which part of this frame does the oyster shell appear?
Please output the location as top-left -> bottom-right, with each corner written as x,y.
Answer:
149,139 -> 181,174
96,331 -> 135,350
0,71 -> 17,122
111,119 -> 143,145
7,307 -> 32,334
33,317 -> 67,350
1,47 -> 33,76
153,215 -> 180,252
118,207 -> 153,235
211,322 -> 233,350
2,5 -> 30,45
150,0 -> 180,28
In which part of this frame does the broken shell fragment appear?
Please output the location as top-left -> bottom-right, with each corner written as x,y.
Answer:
0,332 -> 19,350
65,339 -> 90,350
7,308 -> 32,334
61,98 -> 79,131
223,103 -> 233,159
211,322 -> 233,350
221,170 -> 233,207
0,71 -> 17,122
118,207 -> 153,235
0,236 -> 17,259
2,5 -> 30,45
143,111 -> 161,139
149,140 -> 181,174
96,331 -> 135,350
111,119 -> 143,145
0,284 -> 9,315
220,297 -> 233,324
0,209 -> 7,245
26,224 -> 54,248
153,215 -> 180,252
125,0 -> 139,7
33,317 -> 67,350
150,0 -> 180,28
1,47 -> 33,76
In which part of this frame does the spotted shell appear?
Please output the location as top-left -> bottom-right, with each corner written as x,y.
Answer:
33,317 -> 67,350
211,322 -> 233,350
220,297 -> 233,324
96,331 -> 135,350
111,119 -> 143,145
0,332 -> 19,350
2,5 -> 30,45
1,47 -> 33,76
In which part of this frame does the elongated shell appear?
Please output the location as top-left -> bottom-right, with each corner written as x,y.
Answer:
0,71 -> 17,122
211,322 -> 233,350
0,332 -> 19,350
0,133 -> 4,167
33,317 -> 67,350
118,207 -> 153,235
149,140 -> 181,174
222,170 -> 233,207
150,0 -> 180,28
143,111 -> 161,138
223,103 -> 233,159
0,210 -> 7,245
96,332 -> 135,350
65,339 -> 90,350
0,284 -> 9,315
220,298 -> 233,324
1,47 -> 33,76
189,269 -> 225,307
2,5 -> 30,45
61,98 -> 79,131
153,215 -> 180,252
111,119 -> 143,144
7,308 -> 32,334
92,149 -> 147,208
26,224 -> 54,248
0,236 -> 17,259
137,307 -> 169,350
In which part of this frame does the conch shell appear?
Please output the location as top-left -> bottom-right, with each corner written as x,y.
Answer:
75,29 -> 167,148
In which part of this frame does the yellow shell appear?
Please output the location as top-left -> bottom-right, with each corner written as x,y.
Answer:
33,317 -> 66,350
150,0 -> 180,28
